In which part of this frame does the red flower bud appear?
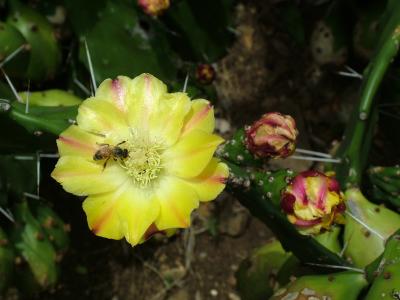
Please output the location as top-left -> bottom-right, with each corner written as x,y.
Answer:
196,64 -> 216,85
137,0 -> 170,16
245,112 -> 298,159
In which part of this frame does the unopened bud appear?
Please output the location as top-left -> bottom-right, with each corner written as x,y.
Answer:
245,112 -> 298,159
137,0 -> 170,16
196,64 -> 216,85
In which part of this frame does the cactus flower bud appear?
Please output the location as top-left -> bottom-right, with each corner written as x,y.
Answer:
245,112 -> 298,159
137,0 -> 170,16
281,171 -> 345,234
196,64 -> 216,85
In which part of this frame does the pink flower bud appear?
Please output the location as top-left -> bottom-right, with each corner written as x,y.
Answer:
281,171 -> 345,234
245,112 -> 298,159
196,64 -> 216,85
137,0 -> 170,16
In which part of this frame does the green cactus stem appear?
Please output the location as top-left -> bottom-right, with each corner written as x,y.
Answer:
8,101 -> 78,135
18,90 -> 82,107
364,229 -> 400,300
0,227 -> 14,294
314,226 -> 342,255
32,203 -> 70,254
11,200 -> 59,288
0,21 -> 30,77
369,165 -> 400,209
333,0 -> 400,187
6,0 -> 61,81
218,128 -> 264,168
343,188 -> 400,268
225,161 -> 349,267
269,271 -> 368,300
236,239 -> 292,300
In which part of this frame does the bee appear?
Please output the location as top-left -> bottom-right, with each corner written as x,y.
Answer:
93,141 -> 128,169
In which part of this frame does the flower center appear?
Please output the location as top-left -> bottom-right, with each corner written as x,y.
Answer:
120,135 -> 163,188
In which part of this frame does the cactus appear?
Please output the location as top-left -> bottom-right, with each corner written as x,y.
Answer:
7,101 -> 78,135
343,188 -> 400,267
0,227 -> 14,294
32,203 -> 70,254
270,271 -> 368,300
218,128 -> 264,168
160,0 -> 234,62
18,90 -> 82,107
71,1 -> 177,83
332,0 -> 400,187
368,165 -> 400,209
6,0 -> 61,81
364,229 -> 400,299
314,226 -> 342,255
236,239 -> 292,300
225,161 -> 348,266
0,21 -> 29,77
11,200 -> 59,288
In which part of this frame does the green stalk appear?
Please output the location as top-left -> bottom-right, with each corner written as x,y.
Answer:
333,2 -> 400,187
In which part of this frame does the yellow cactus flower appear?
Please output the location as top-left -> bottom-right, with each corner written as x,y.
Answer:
51,74 -> 228,246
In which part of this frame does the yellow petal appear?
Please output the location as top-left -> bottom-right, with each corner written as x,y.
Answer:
56,125 -> 103,159
155,177 -> 199,230
95,76 -> 132,112
118,187 -> 160,246
82,182 -> 159,245
82,189 -> 124,240
126,73 -> 168,129
181,99 -> 214,136
149,92 -> 191,146
186,158 -> 228,202
162,130 -> 224,178
51,156 -> 128,196
76,98 -> 129,137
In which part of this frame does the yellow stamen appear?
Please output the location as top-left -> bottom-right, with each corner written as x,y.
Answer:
120,132 -> 163,188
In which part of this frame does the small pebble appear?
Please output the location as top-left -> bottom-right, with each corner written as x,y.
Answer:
210,289 -> 218,297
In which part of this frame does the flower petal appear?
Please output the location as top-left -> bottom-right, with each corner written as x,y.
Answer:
163,130 -> 224,178
185,158 -> 228,202
181,99 -> 214,136
51,156 -> 128,196
76,98 -> 129,138
149,92 -> 191,146
155,177 -> 199,230
56,125 -> 103,159
82,182 -> 159,245
95,76 -> 132,112
126,73 -> 168,129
